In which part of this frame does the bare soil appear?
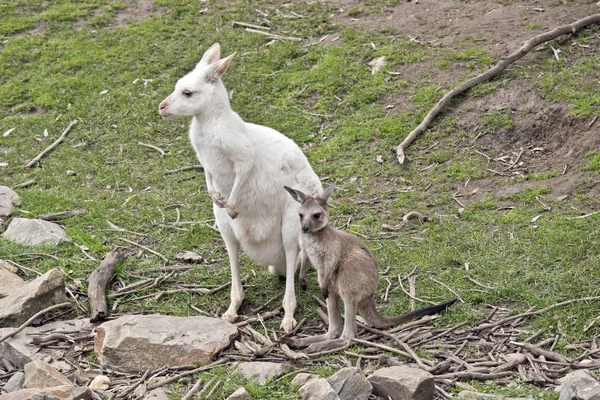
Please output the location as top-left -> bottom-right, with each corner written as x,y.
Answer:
327,0 -> 600,200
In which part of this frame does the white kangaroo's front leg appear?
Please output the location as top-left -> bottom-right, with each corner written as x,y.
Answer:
220,226 -> 244,323
206,170 -> 227,208
281,246 -> 299,333
226,155 -> 252,219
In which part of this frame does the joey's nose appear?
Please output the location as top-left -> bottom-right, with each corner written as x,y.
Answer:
302,226 -> 309,233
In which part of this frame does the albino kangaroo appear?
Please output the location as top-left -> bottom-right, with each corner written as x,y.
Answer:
284,184 -> 456,352
159,43 -> 322,332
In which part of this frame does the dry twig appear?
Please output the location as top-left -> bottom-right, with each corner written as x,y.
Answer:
395,14 -> 600,164
24,120 -> 78,167
0,302 -> 72,344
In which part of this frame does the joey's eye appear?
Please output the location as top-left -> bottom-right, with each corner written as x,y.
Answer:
299,213 -> 304,219
182,89 -> 192,97
313,213 -> 321,220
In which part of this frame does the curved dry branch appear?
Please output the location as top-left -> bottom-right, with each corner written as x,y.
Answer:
396,13 -> 600,164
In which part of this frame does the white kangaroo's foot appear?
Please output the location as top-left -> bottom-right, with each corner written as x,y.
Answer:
280,315 -> 297,333
221,310 -> 238,323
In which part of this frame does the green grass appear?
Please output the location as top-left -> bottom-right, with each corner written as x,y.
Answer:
1,1 -> 599,399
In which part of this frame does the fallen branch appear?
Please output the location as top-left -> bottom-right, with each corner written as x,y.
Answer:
382,211 -> 429,231
510,341 -> 570,363
24,120 -> 78,168
245,27 -> 301,41
146,358 -> 230,390
138,142 -> 166,157
88,248 -> 127,322
36,209 -> 87,221
118,237 -> 168,263
0,302 -> 72,344
164,165 -> 204,175
12,179 -> 36,189
395,14 -> 600,164
232,21 -> 270,30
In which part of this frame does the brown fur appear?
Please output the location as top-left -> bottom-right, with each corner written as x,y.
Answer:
284,184 -> 456,351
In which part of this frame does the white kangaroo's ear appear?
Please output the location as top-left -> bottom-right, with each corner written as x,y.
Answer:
197,43 -> 221,67
205,52 -> 236,81
284,186 -> 307,204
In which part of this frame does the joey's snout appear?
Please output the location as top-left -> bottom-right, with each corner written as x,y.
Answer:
302,224 -> 310,233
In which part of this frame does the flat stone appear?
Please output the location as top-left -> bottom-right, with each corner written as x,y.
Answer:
4,371 -> 25,393
367,365 -> 434,400
143,388 -> 170,400
291,373 -> 319,388
0,385 -> 91,400
226,387 -> 253,400
299,377 -> 340,400
236,361 -> 291,384
0,260 -> 19,274
327,367 -> 372,400
0,186 -> 20,223
0,268 -> 26,300
88,375 -> 110,391
0,318 -> 90,369
3,218 -> 70,247
559,370 -> 600,400
23,360 -> 73,389
0,268 -> 68,328
95,314 -> 238,373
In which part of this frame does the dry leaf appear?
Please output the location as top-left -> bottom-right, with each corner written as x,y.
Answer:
368,56 -> 386,75
99,89 -> 109,95
43,129 -> 48,137
531,215 -> 542,223
376,155 -> 384,164
3,127 -> 15,137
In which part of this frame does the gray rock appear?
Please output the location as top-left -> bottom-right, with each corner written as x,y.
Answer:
0,186 -> 20,223
0,260 -> 19,274
95,314 -> 238,373
559,370 -> 600,400
4,371 -> 25,393
457,391 -> 533,399
0,269 -> 68,328
299,378 -> 340,400
0,268 -> 26,299
226,387 -> 253,400
367,365 -> 434,400
88,375 -> 110,391
23,360 -> 73,389
3,218 -> 69,247
291,373 -> 319,388
0,385 -> 91,400
0,318 -> 90,369
175,251 -> 204,263
143,388 -> 170,400
327,367 -> 372,400
236,361 -> 291,384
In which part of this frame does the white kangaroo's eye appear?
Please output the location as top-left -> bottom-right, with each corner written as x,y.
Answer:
182,89 -> 192,97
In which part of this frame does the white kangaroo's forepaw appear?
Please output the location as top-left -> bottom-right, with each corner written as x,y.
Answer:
221,311 -> 238,323
280,316 -> 297,333
227,207 -> 239,219
209,190 -> 227,208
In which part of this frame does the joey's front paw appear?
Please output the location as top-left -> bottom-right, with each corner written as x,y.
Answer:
320,285 -> 329,299
227,207 -> 239,219
209,191 -> 227,208
299,278 -> 307,291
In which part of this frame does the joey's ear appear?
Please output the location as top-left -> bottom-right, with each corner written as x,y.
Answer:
284,186 -> 307,204
197,43 -> 221,67
205,52 -> 236,81
320,182 -> 336,202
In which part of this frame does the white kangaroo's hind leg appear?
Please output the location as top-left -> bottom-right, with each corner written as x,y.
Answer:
220,225 -> 244,323
280,239 -> 300,333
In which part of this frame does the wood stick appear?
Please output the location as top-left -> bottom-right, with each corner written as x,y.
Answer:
510,341 -> 569,363
36,209 -> 87,221
0,302 -> 72,344
235,308 -> 282,328
395,14 -> 600,164
24,120 -> 78,167
115,369 -> 150,399
244,28 -> 302,41
232,21 -> 270,30
164,165 -> 204,175
181,376 -> 203,400
470,295 -> 600,332
119,237 -> 168,262
146,358 -> 230,390
12,179 -> 36,189
434,371 -> 514,381
88,248 -> 127,322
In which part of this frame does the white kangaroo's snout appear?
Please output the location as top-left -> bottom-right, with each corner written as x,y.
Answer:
158,96 -> 171,118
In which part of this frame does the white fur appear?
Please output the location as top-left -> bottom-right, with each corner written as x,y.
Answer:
159,43 -> 322,332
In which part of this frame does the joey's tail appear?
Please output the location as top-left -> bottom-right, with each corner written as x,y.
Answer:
359,297 -> 457,329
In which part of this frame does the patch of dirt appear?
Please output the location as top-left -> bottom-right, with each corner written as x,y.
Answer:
113,0 -> 168,29
327,0 -> 598,55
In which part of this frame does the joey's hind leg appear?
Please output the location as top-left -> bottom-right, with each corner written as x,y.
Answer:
340,301 -> 358,339
218,220 -> 244,323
